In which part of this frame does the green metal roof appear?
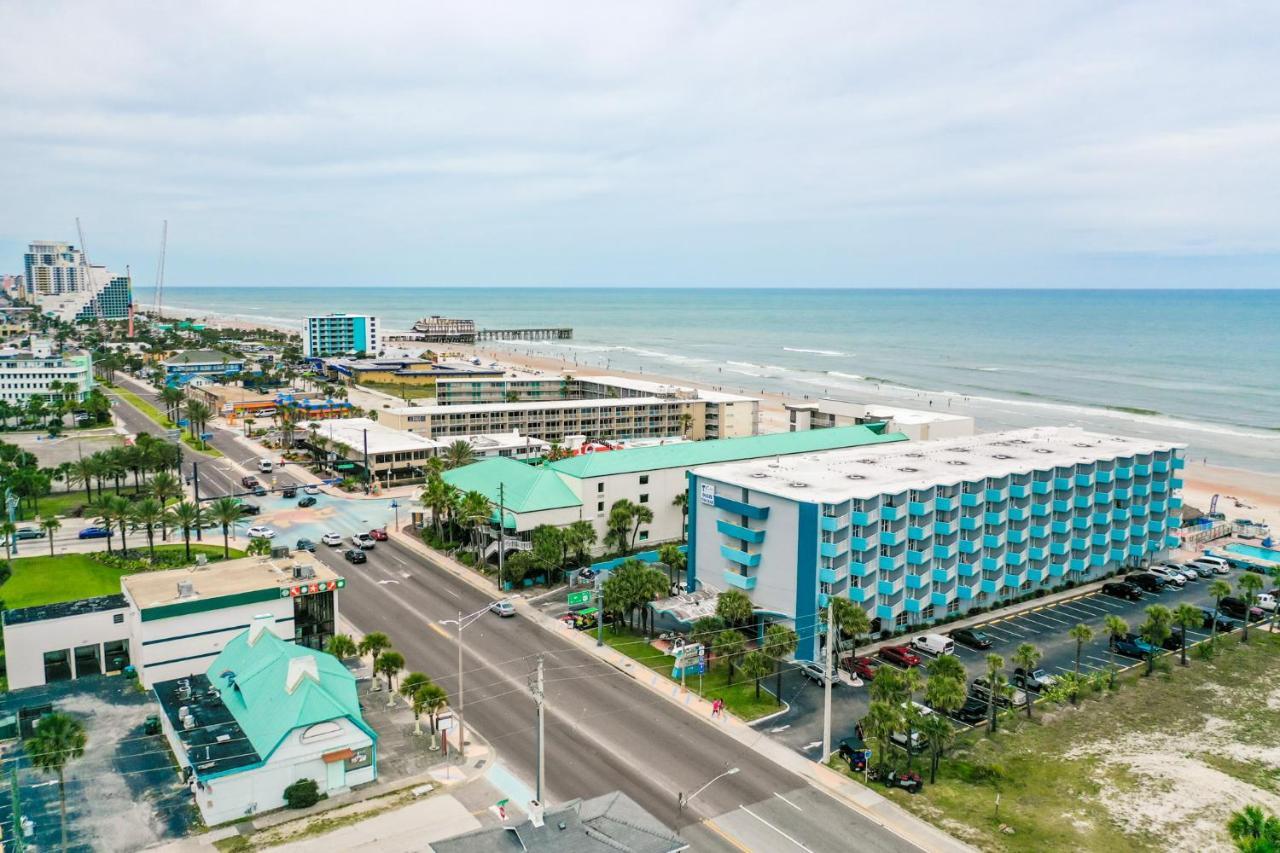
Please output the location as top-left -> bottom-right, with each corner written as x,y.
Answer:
206,629 -> 375,764
442,457 -> 583,514
548,425 -> 906,479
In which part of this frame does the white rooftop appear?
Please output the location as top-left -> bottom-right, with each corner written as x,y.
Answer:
310,417 -> 441,454
390,396 -> 688,416
582,374 -> 758,404
693,427 -> 1186,503
461,431 -> 551,451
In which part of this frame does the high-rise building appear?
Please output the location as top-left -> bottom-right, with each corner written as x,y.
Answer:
23,240 -> 132,321
303,313 -> 379,357
24,241 -> 86,296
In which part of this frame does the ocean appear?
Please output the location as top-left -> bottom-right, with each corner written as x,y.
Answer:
141,287 -> 1280,474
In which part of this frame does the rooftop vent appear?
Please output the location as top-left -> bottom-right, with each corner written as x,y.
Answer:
856,459 -> 877,465
946,460 -> 968,466
1073,442 -> 1094,448
292,564 -> 316,580
285,656 -> 319,694
788,481 -> 809,488
1034,448 -> 1053,454
905,452 -> 924,458
750,472 -> 768,478
176,580 -> 196,599
846,474 -> 866,480
899,467 -> 919,473
992,453 -> 1013,460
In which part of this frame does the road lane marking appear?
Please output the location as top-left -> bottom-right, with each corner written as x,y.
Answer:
740,805 -> 815,852
429,622 -> 450,639
702,819 -> 752,852
774,791 -> 803,811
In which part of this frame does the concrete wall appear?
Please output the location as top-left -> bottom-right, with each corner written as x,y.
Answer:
3,607 -> 130,690
579,466 -> 689,550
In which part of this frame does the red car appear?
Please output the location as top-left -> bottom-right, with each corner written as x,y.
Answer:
877,645 -> 922,668
368,528 -> 389,541
843,656 -> 879,681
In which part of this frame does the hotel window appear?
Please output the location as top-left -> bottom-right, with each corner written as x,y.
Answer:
639,475 -> 649,485
597,483 -> 604,494
597,501 -> 604,513
639,493 -> 649,504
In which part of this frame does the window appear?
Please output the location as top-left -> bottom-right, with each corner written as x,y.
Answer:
639,493 -> 649,504
639,475 -> 649,485
639,530 -> 649,541
113,613 -> 124,624
597,483 -> 604,494
597,501 -> 604,513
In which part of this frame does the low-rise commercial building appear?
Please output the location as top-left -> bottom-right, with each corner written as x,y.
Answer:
304,313 -> 379,357
186,384 -> 354,423
163,350 -> 246,386
0,337 -> 93,405
300,417 -> 440,485
309,356 -> 502,390
784,398 -> 975,441
688,427 -> 1186,661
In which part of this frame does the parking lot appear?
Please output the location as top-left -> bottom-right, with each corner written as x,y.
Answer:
763,560 -> 1263,756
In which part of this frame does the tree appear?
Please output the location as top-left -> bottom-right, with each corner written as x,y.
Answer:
1227,804 -> 1280,852
1103,614 -> 1128,686
400,672 -> 433,734
149,471 -> 184,538
530,525 -> 564,582
690,616 -> 725,647
712,629 -> 747,685
826,597 -> 870,659
925,667 -> 966,719
716,589 -> 753,629
862,700 -> 902,773
1173,603 -> 1201,666
415,682 -> 450,737
740,650 -> 773,701
325,634 -> 358,659
1068,623 -> 1094,676
104,494 -> 132,551
207,496 -> 244,558
1239,572 -> 1265,643
762,623 -> 798,706
672,491 -> 689,542
184,399 -> 213,446
132,496 -> 165,558
629,503 -> 654,548
657,542 -> 686,589
1140,604 -> 1173,676
358,632 -> 391,661
167,500 -> 202,561
0,520 -> 14,561
246,536 -> 273,556
919,713 -> 956,784
443,440 -> 475,470
563,520 -> 597,567
1012,643 -> 1042,718
457,490 -> 492,564
601,559 -> 668,633
25,712 -> 87,852
605,501 -> 634,555
984,653 -> 1006,733
40,514 -> 61,556
1271,566 -> 1280,633
283,778 -> 321,809
375,650 -> 405,704
1209,578 -> 1232,643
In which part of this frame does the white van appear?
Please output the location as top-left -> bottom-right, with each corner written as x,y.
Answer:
258,458 -> 274,473
1195,554 -> 1231,572
910,633 -> 955,657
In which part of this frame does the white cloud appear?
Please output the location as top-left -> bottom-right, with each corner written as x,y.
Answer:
1,0 -> 1278,286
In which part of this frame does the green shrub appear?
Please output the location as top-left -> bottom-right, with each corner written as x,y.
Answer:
283,778 -> 321,809
0,560 -> 11,587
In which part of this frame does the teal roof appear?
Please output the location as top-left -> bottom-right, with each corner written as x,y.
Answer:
548,425 -> 906,479
442,457 -> 583,515
207,628 -> 374,763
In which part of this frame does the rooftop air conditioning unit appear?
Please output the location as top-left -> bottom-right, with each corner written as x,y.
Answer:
293,564 -> 316,580
270,546 -> 290,559
176,581 -> 195,599
194,554 -> 208,568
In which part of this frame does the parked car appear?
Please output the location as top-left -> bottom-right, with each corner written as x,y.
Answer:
950,627 -> 993,649
295,538 -> 317,552
843,656 -> 879,681
799,661 -> 837,686
1161,628 -> 1187,651
889,702 -> 934,751
910,634 -> 955,657
1102,581 -> 1143,601
78,526 -> 112,539
1195,554 -> 1231,573
13,527 -> 45,540
1201,608 -> 1238,633
351,533 -> 376,549
1147,566 -> 1186,587
297,496 -> 317,508
281,486 -> 298,498
1183,561 -> 1217,579
837,738 -> 869,772
321,532 -> 344,546
303,484 -> 321,495
878,645 -> 922,668
246,526 -> 276,539
880,769 -> 924,794
1012,666 -> 1058,692
1220,597 -> 1265,621
238,503 -> 261,516
578,567 -> 598,581
1111,636 -> 1150,659
369,528 -> 389,541
343,548 -> 368,564
1126,573 -> 1165,593
1254,593 -> 1277,612
970,677 -> 1029,708
1157,561 -> 1199,582
489,600 -> 516,618
952,696 -> 991,724
241,475 -> 259,489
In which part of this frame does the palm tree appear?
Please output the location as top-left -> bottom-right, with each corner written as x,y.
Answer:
672,491 -> 689,542
149,471 -> 183,539
919,713 -> 956,784
358,631 -> 391,662
25,712 -> 87,852
1012,643 -> 1042,718
184,399 -> 213,446
629,503 -> 654,549
207,496 -> 244,558
862,700 -> 902,774
716,589 -> 754,629
443,440 -> 475,470
925,666 -> 966,720
1227,804 -> 1280,851
159,385 -> 185,422
0,520 -> 14,560
39,514 -> 61,556
712,629 -> 748,685
1173,603 -> 1201,666
375,650 -> 405,704
1270,566 -> 1280,633
132,497 -> 165,558
415,682 -> 450,741
104,494 -> 132,551
421,474 -> 452,538
1208,578 -> 1232,643
1068,623 -> 1094,676
70,456 -> 96,502
1103,614 -> 1128,686
564,519 -> 597,567
1239,572 -> 1265,643
828,597 -> 870,659
325,634 -> 359,659
763,624 -> 798,706
1140,604 -> 1173,676
457,490 -> 492,564
605,503 -> 633,555
246,536 -> 272,556
740,650 -> 773,701
167,501 -> 201,561
400,671 -> 433,734
984,653 -> 1006,733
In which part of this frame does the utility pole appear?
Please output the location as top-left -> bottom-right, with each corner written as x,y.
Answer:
497,482 -> 505,592
532,655 -> 546,803
10,767 -> 25,853
362,428 -> 370,494
822,599 -> 834,763
192,461 -> 202,541
595,573 -> 604,647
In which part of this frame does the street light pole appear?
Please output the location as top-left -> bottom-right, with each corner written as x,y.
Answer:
440,605 -> 491,764
679,766 -> 739,811
497,482 -> 505,592
595,573 -> 604,647
533,654 -> 546,803
822,599 -> 834,763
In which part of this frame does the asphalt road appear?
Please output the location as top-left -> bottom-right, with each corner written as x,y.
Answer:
310,536 -> 921,853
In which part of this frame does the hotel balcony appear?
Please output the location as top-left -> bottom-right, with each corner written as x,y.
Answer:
1072,517 -> 1090,530
717,519 -> 765,544
880,530 -> 903,547
722,570 -> 757,590
1146,540 -> 1162,554
905,597 -> 929,614
1167,516 -> 1182,529
906,572 -> 929,589
1092,512 -> 1110,526
958,562 -> 980,578
1090,533 -> 1108,546
984,511 -> 1005,526
1111,529 -> 1127,542
934,520 -> 958,536
982,556 -> 1002,572
820,515 -> 842,533
1009,483 -> 1030,499
1031,503 -> 1050,518
850,560 -> 873,577
932,567 -> 952,583
957,584 -> 978,600
1075,473 -> 1095,487
959,516 -> 981,531
1115,466 -> 1133,480
980,578 -> 1000,595
935,496 -> 957,512
1027,566 -> 1046,583
1171,477 -> 1184,489
850,535 -> 876,551
931,590 -> 951,608
1054,477 -> 1073,491
909,501 -> 932,517
1090,553 -> 1107,568
1131,504 -> 1149,517
1032,481 -> 1052,495
1150,499 -> 1167,513
819,567 -> 847,584
878,555 -> 898,570
1153,459 -> 1170,474
1169,496 -> 1183,510
1147,519 -> 1164,534
1051,520 -> 1070,534
1008,507 -> 1029,522
1049,562 -> 1067,577
1071,537 -> 1090,550
983,533 -> 1006,548
820,541 -> 842,558
1069,558 -> 1088,572
985,488 -> 1007,502
714,495 -> 769,519
881,505 -> 906,521
959,538 -> 980,555
1133,484 -> 1150,497
1172,456 -> 1186,470
1030,523 -> 1049,538
1095,470 -> 1114,484
907,549 -> 929,566
1112,508 -> 1130,522
1029,546 -> 1048,560
878,577 -> 904,596
1073,495 -> 1092,509
1128,543 -> 1144,558
1135,463 -> 1152,477
1094,491 -> 1112,505
851,510 -> 874,526
1114,487 -> 1131,500
960,493 -> 982,508
908,525 -> 930,541
934,543 -> 958,559
1130,525 -> 1146,539
1007,552 -> 1027,567
1008,529 -> 1028,544
1052,499 -> 1071,513
849,585 -> 873,603
1165,535 -> 1181,548
1110,547 -> 1127,562
720,545 -> 761,568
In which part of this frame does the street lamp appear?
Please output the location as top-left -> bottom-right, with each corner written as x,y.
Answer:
438,604 -> 494,764
679,767 -> 739,811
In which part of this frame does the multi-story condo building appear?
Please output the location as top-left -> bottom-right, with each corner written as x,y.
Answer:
24,241 -> 86,296
687,427 -> 1185,661
784,398 -> 975,441
162,350 -> 246,386
24,240 -> 133,321
0,338 -> 94,405
303,313 -> 379,357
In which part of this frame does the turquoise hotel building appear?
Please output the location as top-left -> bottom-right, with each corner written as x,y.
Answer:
686,428 -> 1185,662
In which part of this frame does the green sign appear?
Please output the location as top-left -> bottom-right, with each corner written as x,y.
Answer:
567,590 -> 592,606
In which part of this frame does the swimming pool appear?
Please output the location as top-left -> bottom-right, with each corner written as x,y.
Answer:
1225,543 -> 1280,563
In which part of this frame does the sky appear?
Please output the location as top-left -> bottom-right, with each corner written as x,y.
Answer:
2,1 -> 1278,288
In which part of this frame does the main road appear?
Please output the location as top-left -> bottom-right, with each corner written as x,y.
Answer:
310,536 -> 921,853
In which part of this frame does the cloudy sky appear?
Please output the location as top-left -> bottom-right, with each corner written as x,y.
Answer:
2,1 -> 1277,288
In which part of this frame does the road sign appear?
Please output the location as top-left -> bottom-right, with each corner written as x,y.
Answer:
165,429 -> 182,441
567,590 -> 591,606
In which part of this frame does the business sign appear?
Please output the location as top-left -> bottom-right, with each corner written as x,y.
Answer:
567,590 -> 592,606
671,641 -> 705,677
700,483 -> 715,506
279,578 -> 346,598
165,429 -> 182,441
345,746 -> 372,771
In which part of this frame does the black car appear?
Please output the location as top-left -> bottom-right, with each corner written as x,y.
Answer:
950,628 -> 993,649
297,496 -> 317,508
238,503 -> 261,516
1220,597 -> 1265,621
282,486 -> 298,498
295,538 -> 316,552
1201,608 -> 1238,633
1102,581 -> 1143,601
1126,573 -> 1164,593
1161,628 -> 1186,651
953,696 -> 990,724
343,548 -> 367,564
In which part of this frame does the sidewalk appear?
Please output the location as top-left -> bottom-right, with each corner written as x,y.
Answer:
387,527 -> 976,853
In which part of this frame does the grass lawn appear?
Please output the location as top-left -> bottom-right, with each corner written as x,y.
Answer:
354,381 -> 433,401
1,544 -> 246,610
829,632 -> 1280,852
17,490 -> 91,520
112,385 -> 171,429
602,626 -> 782,721
181,433 -> 224,458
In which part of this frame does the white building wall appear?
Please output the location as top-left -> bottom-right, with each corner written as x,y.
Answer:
3,607 -> 130,690
580,468 -> 689,550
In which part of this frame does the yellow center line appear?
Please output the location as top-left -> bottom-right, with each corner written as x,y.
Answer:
429,622 -> 450,639
702,818 -> 752,853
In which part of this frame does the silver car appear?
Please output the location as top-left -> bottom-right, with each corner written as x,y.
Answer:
1158,562 -> 1199,582
799,661 -> 837,686
489,600 -> 516,618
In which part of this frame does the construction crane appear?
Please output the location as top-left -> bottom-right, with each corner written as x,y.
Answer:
75,216 -> 109,328
152,220 -> 168,318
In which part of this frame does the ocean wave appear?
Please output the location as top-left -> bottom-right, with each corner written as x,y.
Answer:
827,371 -> 865,381
783,347 -> 847,357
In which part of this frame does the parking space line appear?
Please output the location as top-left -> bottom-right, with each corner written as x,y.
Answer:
1016,615 -> 1065,632
1025,611 -> 1072,627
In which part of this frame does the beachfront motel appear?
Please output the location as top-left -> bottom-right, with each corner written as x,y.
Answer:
687,427 -> 1185,662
